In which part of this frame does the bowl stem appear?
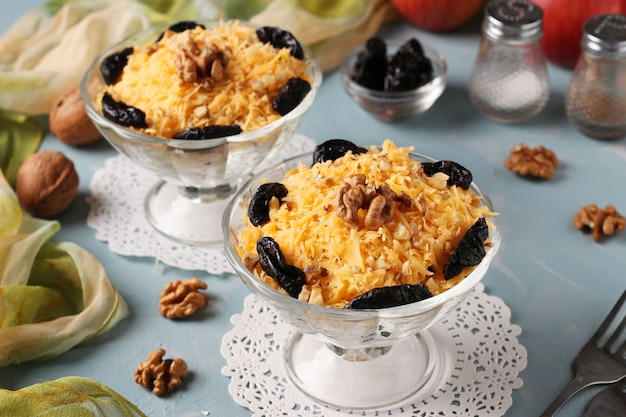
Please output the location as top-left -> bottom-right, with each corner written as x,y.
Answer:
284,330 -> 448,410
325,343 -> 392,361
144,179 -> 242,246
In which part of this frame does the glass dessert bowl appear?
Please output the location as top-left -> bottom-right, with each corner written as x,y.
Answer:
81,20 -> 322,246
340,38 -> 447,122
223,144 -> 501,410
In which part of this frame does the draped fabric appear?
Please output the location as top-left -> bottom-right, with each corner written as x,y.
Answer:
0,170 -> 129,366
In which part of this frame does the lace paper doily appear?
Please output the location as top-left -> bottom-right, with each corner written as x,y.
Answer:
221,284 -> 527,417
86,133 -> 316,274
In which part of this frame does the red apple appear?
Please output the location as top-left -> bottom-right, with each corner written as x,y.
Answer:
390,0 -> 484,32
533,0 -> 626,68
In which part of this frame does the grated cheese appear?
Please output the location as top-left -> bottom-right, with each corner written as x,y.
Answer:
104,21 -> 312,138
237,140 -> 497,308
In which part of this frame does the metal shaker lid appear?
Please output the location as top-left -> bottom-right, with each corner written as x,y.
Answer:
484,0 -> 544,41
582,14 -> 626,57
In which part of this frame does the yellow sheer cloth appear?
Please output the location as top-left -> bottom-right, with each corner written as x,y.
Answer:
0,376 -> 147,417
0,170 -> 128,366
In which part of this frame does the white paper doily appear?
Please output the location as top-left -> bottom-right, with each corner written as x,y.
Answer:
220,283 -> 527,417
86,133 -> 316,274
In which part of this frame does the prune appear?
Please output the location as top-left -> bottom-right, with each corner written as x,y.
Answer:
256,236 -> 305,298
173,124 -> 242,140
396,38 -> 425,58
422,160 -> 473,190
312,139 -> 367,165
168,20 -> 205,33
100,47 -> 133,85
384,71 -> 416,92
385,38 -> 434,91
345,283 -> 433,309
271,77 -> 311,116
351,37 -> 434,92
101,93 -> 148,128
443,218 -> 489,280
351,37 -> 387,90
248,182 -> 288,226
155,21 -> 205,42
256,26 -> 304,60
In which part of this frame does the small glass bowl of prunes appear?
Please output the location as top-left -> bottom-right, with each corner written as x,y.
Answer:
340,37 -> 447,122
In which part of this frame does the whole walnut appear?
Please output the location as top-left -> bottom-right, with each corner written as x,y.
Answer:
49,85 -> 102,146
16,151 -> 79,217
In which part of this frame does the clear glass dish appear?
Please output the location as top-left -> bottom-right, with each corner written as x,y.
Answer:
340,40 -> 447,122
222,151 -> 501,410
81,20 -> 322,246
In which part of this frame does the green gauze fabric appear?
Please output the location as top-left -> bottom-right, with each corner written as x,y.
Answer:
0,376 -> 147,417
0,170 -> 129,366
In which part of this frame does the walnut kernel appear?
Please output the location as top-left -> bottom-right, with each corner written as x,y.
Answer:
173,32 -> 225,84
505,143 -> 558,179
15,151 -> 79,217
159,278 -> 208,319
573,204 -> 625,242
134,348 -> 188,396
334,177 -> 407,230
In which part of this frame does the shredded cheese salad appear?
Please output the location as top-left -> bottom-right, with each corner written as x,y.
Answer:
237,140 -> 497,308
104,21 -> 312,138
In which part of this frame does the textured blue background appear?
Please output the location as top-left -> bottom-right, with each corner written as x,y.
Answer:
2,2 -> 625,416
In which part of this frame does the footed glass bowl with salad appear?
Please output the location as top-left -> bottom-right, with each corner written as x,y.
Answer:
81,20 -> 322,246
223,138 -> 501,409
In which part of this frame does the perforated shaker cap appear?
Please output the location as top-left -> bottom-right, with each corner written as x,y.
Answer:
582,14 -> 626,58
484,0 -> 543,41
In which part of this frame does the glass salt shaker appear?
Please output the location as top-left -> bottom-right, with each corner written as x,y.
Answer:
565,14 -> 626,141
468,0 -> 550,123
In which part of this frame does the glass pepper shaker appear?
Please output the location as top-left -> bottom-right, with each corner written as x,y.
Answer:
468,0 -> 550,123
565,14 -> 626,141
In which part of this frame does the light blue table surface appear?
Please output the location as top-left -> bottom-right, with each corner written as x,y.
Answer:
2,2 -> 626,417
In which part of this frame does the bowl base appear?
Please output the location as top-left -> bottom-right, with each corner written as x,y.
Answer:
144,179 -> 241,246
284,329 -> 450,411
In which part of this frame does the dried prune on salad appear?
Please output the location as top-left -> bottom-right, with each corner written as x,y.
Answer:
173,124 -> 242,140
443,217 -> 489,279
312,139 -> 367,164
271,77 -> 311,116
101,93 -> 148,128
256,236 -> 305,298
167,20 -> 205,33
422,160 -> 473,190
256,26 -> 304,60
351,37 -> 388,90
345,283 -> 433,309
100,47 -> 134,85
155,21 -> 206,42
248,182 -> 288,226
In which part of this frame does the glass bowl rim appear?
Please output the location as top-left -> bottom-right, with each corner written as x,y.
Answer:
339,39 -> 448,101
80,19 -> 323,148
222,149 -> 502,319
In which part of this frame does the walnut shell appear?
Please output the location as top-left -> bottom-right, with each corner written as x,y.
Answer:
49,85 -> 102,146
16,151 -> 79,217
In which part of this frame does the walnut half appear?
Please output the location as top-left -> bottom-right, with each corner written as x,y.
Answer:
334,176 -> 410,230
173,31 -> 226,84
159,278 -> 208,319
573,204 -> 626,242
505,143 -> 559,179
134,348 -> 188,396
